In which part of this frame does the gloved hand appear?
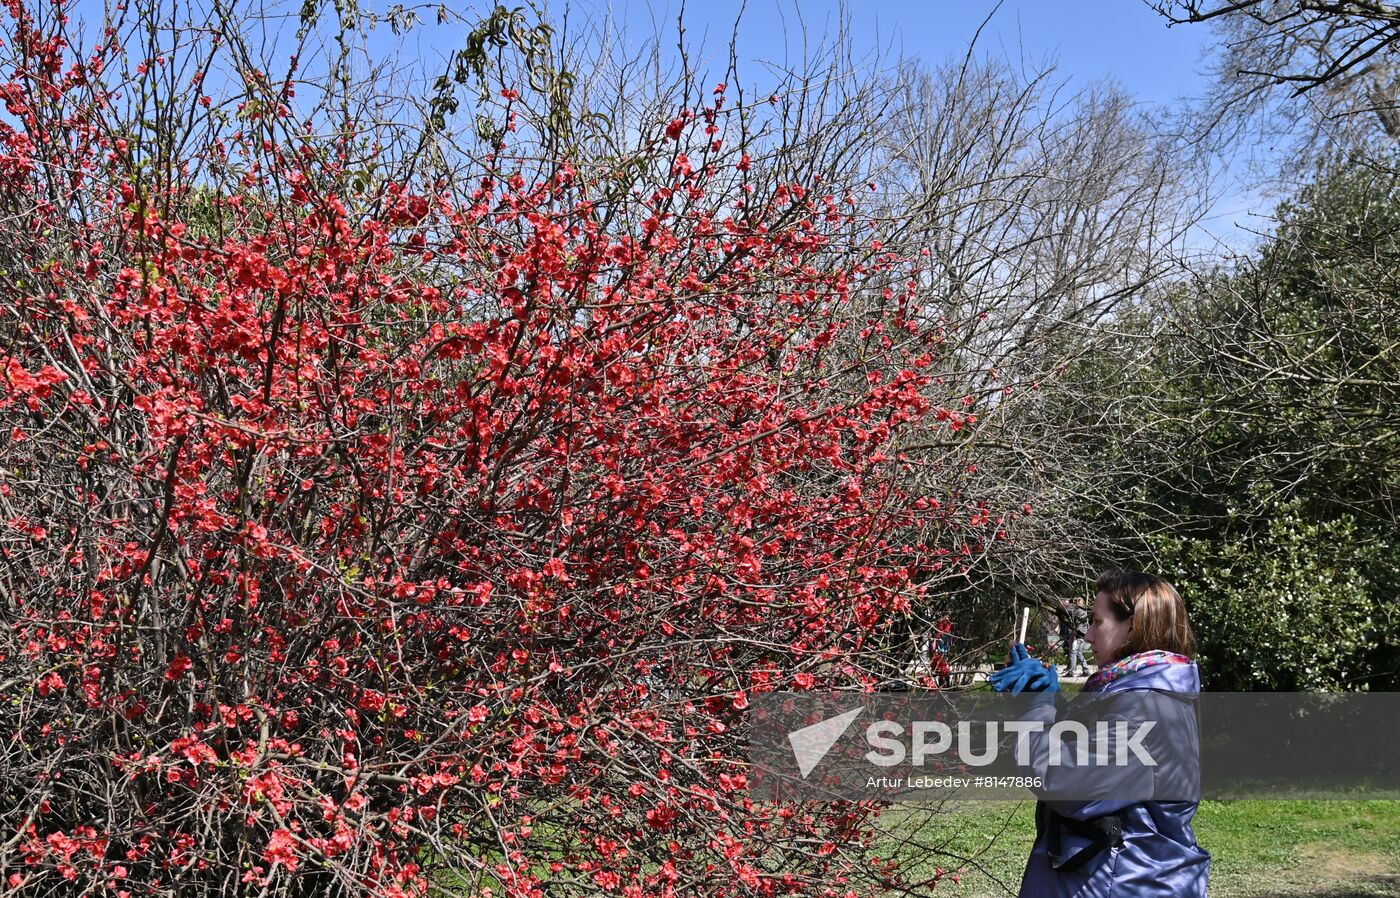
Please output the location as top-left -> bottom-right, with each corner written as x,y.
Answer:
989,643 -> 1059,696
1026,658 -> 1060,706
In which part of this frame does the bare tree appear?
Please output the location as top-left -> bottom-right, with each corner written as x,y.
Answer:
851,54 -> 1208,651
1153,0 -> 1400,162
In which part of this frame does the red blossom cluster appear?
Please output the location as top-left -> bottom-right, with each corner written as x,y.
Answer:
0,2 -> 983,896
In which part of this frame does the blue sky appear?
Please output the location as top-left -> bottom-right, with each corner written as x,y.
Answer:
596,0 -> 1215,110
54,0 -> 1262,250
579,0 -> 1260,251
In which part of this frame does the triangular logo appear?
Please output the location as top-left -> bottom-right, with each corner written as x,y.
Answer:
787,707 -> 863,778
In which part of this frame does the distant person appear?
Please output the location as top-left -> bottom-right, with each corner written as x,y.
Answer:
990,570 -> 1210,898
1067,596 -> 1090,677
1057,596 -> 1090,677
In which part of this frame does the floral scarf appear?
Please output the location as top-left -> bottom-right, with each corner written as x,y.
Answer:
1084,649 -> 1193,693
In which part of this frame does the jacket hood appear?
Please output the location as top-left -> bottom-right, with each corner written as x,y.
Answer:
1101,658 -> 1201,695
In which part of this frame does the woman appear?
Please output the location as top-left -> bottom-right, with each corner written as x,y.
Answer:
989,570 -> 1211,898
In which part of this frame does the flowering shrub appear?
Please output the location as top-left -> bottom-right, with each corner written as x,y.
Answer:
0,1 -> 980,895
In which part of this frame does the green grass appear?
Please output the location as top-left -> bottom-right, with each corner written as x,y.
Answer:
1195,801 -> 1400,897
881,800 -> 1400,897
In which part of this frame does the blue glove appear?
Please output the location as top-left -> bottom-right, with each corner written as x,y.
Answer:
989,644 -> 1061,698
989,643 -> 1045,694
1026,660 -> 1060,706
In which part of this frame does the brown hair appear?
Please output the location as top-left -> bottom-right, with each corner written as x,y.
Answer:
1094,570 -> 1197,660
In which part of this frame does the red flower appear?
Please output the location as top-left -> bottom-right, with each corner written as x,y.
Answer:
164,655 -> 192,681
262,830 -> 299,871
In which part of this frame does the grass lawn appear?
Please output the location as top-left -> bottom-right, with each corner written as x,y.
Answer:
881,800 -> 1400,897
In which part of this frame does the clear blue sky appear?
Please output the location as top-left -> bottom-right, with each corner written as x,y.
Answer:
579,0 -> 1256,251
590,0 -> 1214,109
50,0 -> 1211,131
57,0 -> 1257,250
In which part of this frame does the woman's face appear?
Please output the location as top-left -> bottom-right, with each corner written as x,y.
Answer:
1084,591 -> 1133,666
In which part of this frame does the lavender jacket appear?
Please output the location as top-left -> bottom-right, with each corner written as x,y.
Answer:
1014,660 -> 1211,898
